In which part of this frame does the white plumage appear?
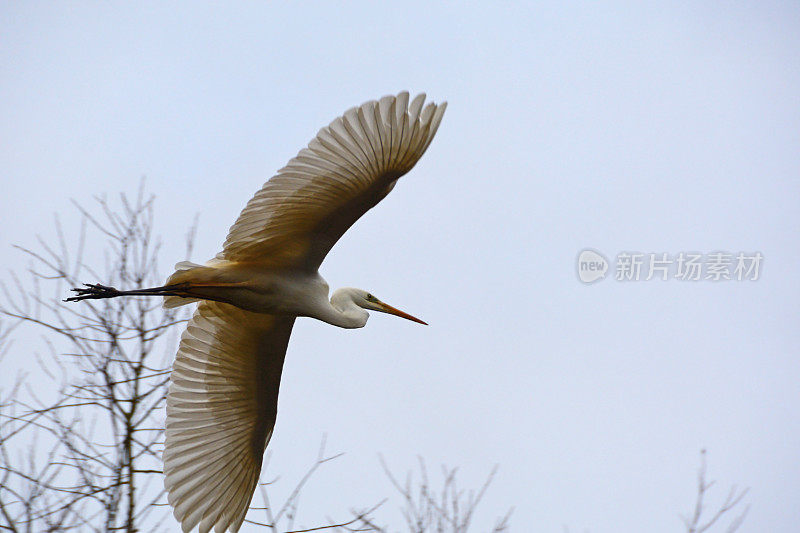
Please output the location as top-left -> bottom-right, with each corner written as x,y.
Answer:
165,303 -> 293,532
69,91 -> 446,532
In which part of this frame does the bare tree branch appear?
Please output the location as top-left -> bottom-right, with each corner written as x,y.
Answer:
681,450 -> 750,533
0,187 -> 194,532
373,456 -> 512,533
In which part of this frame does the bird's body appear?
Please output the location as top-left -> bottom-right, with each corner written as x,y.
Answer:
165,260 -> 332,317
68,91 -> 446,533
164,261 -> 379,327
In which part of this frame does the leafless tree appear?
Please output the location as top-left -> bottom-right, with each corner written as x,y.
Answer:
353,457 -> 512,533
0,186 -> 193,532
245,448 -> 510,533
241,437 -> 386,533
562,449 -> 750,533
681,449 -> 749,533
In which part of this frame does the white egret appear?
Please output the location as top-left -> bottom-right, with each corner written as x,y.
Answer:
67,91 -> 446,533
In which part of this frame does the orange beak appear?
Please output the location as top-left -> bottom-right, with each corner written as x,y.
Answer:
377,301 -> 428,325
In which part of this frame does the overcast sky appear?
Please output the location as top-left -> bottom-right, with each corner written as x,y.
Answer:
1,2 -> 798,532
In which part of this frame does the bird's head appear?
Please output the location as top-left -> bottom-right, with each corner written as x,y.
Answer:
336,288 -> 427,325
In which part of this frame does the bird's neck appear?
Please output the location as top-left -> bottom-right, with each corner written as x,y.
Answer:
315,291 -> 368,329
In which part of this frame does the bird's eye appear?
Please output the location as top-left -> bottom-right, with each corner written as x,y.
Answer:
366,293 -> 374,301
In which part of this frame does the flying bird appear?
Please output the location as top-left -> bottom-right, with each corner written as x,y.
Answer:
67,91 -> 446,532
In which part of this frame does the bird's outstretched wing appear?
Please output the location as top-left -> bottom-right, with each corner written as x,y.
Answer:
220,91 -> 447,270
164,302 -> 295,533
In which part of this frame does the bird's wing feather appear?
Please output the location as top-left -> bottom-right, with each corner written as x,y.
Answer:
220,91 -> 446,269
164,301 -> 295,533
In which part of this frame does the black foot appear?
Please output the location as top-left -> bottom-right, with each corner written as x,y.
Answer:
65,283 -> 121,302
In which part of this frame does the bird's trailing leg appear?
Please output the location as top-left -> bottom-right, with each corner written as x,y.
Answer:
65,282 -> 191,302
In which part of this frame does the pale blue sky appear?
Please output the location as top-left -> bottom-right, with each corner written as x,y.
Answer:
2,2 -> 798,532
